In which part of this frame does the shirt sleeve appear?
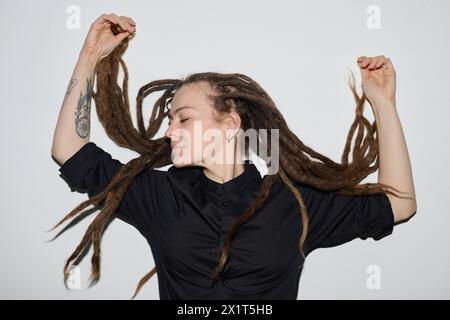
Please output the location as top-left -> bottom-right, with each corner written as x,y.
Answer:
295,181 -> 395,257
57,142 -> 157,237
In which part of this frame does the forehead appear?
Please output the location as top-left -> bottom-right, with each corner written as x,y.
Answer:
168,82 -> 214,117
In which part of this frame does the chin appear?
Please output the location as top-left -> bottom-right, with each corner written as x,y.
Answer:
171,149 -> 202,167
171,155 -> 195,168
172,157 -> 206,168
172,161 -> 191,168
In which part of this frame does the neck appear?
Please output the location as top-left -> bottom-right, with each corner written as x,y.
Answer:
202,161 -> 245,184
202,137 -> 245,184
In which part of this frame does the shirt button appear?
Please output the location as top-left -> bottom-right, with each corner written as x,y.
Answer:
222,201 -> 229,207
221,185 -> 227,191
220,278 -> 228,285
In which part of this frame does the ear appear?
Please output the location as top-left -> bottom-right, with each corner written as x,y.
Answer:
222,111 -> 241,137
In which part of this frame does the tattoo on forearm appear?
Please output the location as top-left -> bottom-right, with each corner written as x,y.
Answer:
63,78 -> 78,105
74,78 -> 92,138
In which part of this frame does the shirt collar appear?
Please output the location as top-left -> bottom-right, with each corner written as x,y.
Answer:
198,159 -> 261,194
168,159 -> 261,194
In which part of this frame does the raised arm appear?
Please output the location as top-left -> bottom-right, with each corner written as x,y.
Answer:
51,51 -> 97,165
51,13 -> 136,165
357,55 -> 417,223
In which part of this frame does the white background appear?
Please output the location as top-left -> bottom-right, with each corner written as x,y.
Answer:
0,0 -> 448,299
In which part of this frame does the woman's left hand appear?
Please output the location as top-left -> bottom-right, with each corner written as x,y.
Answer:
357,55 -> 396,105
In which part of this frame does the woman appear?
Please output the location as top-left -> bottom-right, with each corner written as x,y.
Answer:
50,13 -> 417,299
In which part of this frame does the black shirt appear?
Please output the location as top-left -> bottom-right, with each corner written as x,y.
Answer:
58,142 -> 394,299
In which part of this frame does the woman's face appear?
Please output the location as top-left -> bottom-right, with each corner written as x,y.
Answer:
165,82 -> 239,168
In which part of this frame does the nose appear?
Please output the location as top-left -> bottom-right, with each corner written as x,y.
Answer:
164,125 -> 173,140
165,126 -> 180,145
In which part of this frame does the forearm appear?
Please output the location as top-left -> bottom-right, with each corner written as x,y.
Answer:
51,50 -> 99,162
372,99 -> 417,221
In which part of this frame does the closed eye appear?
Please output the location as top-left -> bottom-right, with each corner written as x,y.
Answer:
168,118 -> 189,126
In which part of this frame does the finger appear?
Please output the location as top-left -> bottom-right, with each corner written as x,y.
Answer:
368,58 -> 380,70
110,14 -> 134,32
375,58 -> 386,68
359,66 -> 370,79
357,56 -> 366,67
360,57 -> 372,68
108,13 -> 134,32
357,56 -> 368,69
369,56 -> 385,69
94,14 -> 118,27
112,30 -> 132,46
120,16 -> 136,33
120,16 -> 136,26
127,31 -> 136,40
98,14 -> 123,29
119,18 -> 135,32
383,57 -> 394,69
94,14 -> 107,24
375,59 -> 386,69
371,55 -> 385,68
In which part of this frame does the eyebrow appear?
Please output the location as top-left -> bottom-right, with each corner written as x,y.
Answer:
168,105 -> 196,120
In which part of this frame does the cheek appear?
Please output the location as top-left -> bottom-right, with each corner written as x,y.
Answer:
176,120 -> 225,154
186,120 -> 220,143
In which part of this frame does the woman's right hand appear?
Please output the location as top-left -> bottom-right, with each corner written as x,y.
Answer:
80,13 -> 136,62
